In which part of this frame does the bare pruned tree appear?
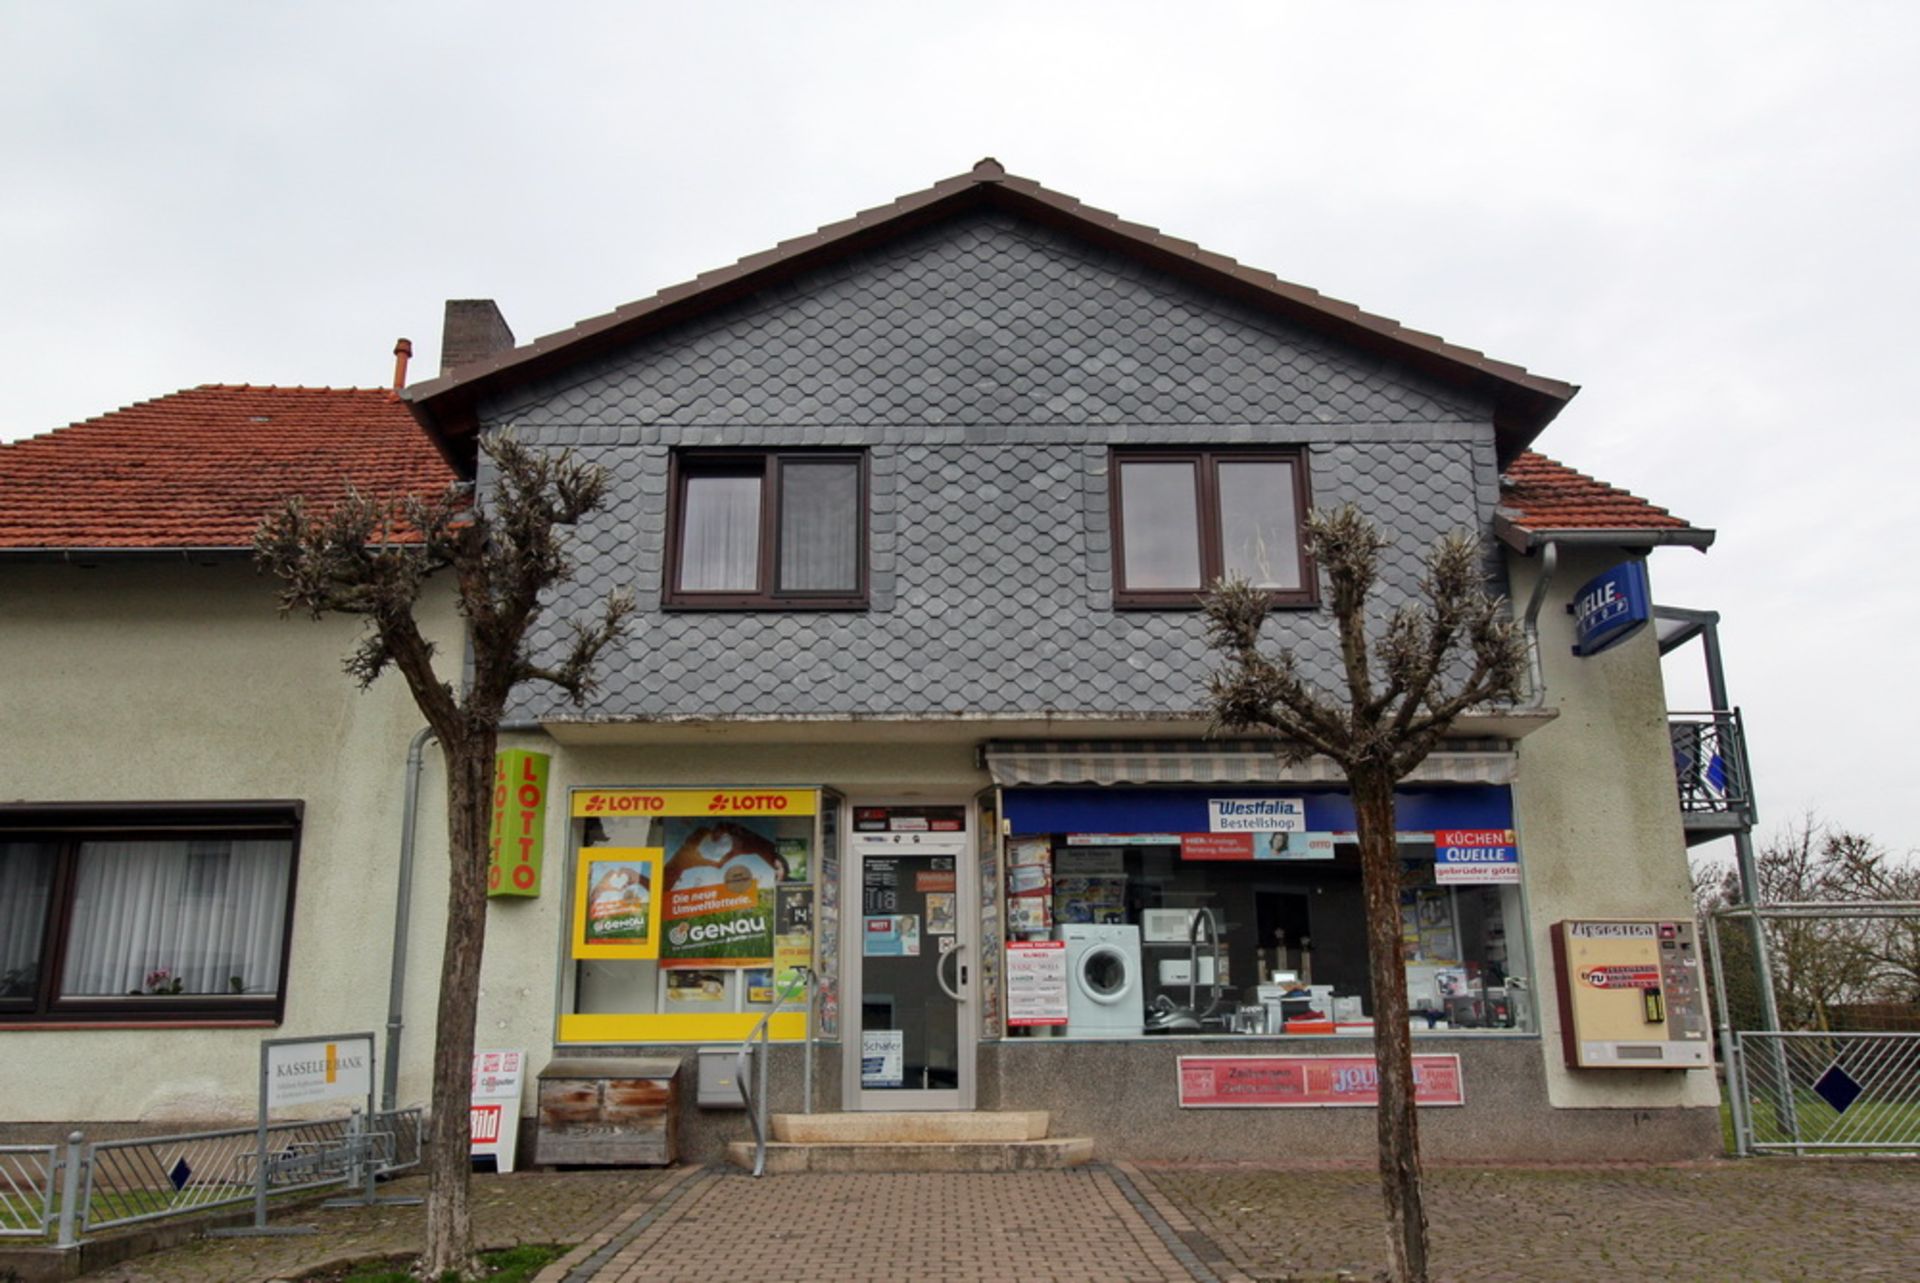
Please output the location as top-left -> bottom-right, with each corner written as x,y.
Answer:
1204,504 -> 1525,1283
254,433 -> 632,1280
1700,818 -> 1920,1029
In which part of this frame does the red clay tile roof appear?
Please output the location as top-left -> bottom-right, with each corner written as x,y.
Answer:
0,385 -> 457,551
1497,452 -> 1712,550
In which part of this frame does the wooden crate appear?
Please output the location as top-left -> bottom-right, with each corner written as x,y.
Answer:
534,1056 -> 680,1166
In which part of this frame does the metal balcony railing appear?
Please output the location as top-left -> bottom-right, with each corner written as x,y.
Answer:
1669,709 -> 1755,824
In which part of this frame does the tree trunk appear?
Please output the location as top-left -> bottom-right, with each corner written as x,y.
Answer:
1353,764 -> 1429,1283
420,729 -> 496,1280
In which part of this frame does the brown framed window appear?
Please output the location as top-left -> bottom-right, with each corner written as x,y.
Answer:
0,803 -> 301,1024
664,451 -> 868,609
1111,449 -> 1315,608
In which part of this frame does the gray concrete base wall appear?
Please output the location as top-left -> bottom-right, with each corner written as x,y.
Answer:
978,1037 -> 1722,1163
7,1039 -> 1718,1166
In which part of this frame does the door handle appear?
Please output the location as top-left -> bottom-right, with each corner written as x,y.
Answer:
937,943 -> 967,1001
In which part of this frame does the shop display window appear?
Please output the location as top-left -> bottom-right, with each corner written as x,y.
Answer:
560,788 -> 823,1043
1,802 -> 302,1023
1003,831 -> 1530,1039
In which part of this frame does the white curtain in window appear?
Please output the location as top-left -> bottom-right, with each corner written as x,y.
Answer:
0,843 -> 55,996
59,838 -> 292,998
680,474 -> 762,591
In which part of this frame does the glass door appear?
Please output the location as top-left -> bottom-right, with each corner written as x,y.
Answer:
846,805 -> 973,1110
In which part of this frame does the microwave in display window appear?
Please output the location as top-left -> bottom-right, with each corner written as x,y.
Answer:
1143,909 -> 1201,944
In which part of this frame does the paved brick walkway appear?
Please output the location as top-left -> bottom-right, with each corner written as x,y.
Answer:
66,1157 -> 1920,1282
1137,1159 -> 1920,1282
535,1166 -> 1219,1283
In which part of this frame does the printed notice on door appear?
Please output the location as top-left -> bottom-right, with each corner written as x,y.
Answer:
861,1030 -> 904,1088
1005,940 -> 1069,1027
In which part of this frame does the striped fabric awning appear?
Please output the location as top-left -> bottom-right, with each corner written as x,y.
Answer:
981,740 -> 1515,788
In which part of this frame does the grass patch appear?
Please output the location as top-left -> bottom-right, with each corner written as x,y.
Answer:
299,1242 -> 569,1282
1723,1087 -> 1920,1152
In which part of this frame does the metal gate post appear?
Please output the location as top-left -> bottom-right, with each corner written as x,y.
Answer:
1704,911 -> 1750,1155
1729,1035 -> 1753,1156
803,981 -> 815,1115
55,1131 -> 84,1248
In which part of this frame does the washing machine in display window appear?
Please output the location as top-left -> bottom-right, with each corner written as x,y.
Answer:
1057,923 -> 1144,1038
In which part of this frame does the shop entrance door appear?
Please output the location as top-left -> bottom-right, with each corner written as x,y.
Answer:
845,805 -> 974,1110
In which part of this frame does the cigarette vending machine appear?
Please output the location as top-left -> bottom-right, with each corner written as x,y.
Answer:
1550,919 -> 1712,1069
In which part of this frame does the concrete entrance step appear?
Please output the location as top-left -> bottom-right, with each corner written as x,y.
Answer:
726,1136 -> 1093,1173
771,1110 -> 1051,1144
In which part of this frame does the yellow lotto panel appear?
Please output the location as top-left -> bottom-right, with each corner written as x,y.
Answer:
571,788 -> 818,819
556,1011 -> 809,1044
573,848 -> 663,960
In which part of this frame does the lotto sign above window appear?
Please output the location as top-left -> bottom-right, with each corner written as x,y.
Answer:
571,788 -> 818,818
1569,560 -> 1652,657
1432,829 -> 1520,884
489,750 -> 550,897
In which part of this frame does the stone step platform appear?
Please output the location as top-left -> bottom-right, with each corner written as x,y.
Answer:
726,1136 -> 1093,1173
727,1110 -> 1092,1172
773,1110 -> 1050,1144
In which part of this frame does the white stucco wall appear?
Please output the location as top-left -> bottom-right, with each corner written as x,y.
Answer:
0,561 -> 460,1123
3,549 -> 1719,1126
1507,548 -> 1720,1110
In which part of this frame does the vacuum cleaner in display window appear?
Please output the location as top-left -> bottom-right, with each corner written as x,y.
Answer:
1056,923 -> 1144,1037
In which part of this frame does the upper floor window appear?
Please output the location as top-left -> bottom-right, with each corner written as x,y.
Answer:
1,803 -> 301,1024
665,452 -> 867,609
1111,449 -> 1314,608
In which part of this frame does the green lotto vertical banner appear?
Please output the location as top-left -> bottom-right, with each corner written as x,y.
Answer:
488,750 -> 551,897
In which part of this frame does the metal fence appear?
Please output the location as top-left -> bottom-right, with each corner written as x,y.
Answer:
1668,710 -> 1753,820
1707,900 -> 1920,1156
0,1144 -> 58,1238
1731,1031 -> 1920,1154
0,1108 -> 422,1243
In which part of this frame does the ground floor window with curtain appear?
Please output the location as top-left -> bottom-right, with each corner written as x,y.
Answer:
0,804 -> 300,1022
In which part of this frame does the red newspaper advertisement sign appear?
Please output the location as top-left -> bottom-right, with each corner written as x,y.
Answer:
1177,1054 -> 1466,1108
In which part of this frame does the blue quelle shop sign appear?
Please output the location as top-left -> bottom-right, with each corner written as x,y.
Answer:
1569,560 -> 1651,657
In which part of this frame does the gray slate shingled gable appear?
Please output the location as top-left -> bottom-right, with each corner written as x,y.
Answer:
483,211 -> 1505,722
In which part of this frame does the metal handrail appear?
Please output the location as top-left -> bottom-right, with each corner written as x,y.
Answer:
1668,709 -> 1754,819
736,966 -> 814,1178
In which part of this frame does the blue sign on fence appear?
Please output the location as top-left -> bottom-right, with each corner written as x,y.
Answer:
1570,560 -> 1651,657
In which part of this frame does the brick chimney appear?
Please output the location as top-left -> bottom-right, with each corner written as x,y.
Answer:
390,337 -> 413,397
440,300 -> 515,376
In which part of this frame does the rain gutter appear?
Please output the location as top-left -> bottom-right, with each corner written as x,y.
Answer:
381,716 -> 548,1112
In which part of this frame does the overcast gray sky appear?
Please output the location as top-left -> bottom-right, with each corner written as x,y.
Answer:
3,2 -> 1914,857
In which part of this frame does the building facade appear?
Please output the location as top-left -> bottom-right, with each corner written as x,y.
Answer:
3,165 -> 1724,1163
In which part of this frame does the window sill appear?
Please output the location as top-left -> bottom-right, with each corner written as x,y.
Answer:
1112,596 -> 1320,612
661,598 -> 870,613
0,1019 -> 280,1032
